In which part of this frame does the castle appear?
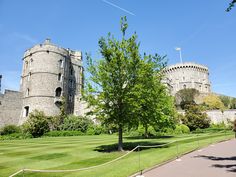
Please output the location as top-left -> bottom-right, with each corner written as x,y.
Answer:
0,39 -> 84,127
0,40 -> 235,127
162,62 -> 211,96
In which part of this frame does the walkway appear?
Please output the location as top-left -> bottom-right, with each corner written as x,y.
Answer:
143,139 -> 236,177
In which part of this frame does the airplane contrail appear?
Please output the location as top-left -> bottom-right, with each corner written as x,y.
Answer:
102,0 -> 135,16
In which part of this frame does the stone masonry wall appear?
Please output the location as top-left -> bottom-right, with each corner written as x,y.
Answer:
178,109 -> 236,124
0,90 -> 22,128
207,110 -> 236,124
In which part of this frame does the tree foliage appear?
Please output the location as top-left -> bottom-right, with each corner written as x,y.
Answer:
0,125 -> 21,135
84,17 -> 175,150
175,88 -> 200,109
230,98 -> 236,109
233,119 -> 236,132
59,114 -> 93,132
22,110 -> 50,137
219,95 -> 231,108
203,94 -> 225,111
182,104 -> 210,131
226,0 -> 236,11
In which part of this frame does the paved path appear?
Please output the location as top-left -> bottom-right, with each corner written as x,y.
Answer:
143,139 -> 236,177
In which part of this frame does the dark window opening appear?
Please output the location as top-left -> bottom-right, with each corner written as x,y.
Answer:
70,68 -> 73,75
55,87 -> 62,97
59,60 -> 64,68
58,73 -> 62,81
24,106 -> 29,117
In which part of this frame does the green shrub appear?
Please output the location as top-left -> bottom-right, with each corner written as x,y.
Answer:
0,132 -> 32,140
182,104 -> 210,131
22,110 -> 50,138
234,119 -> 236,132
44,131 -> 84,137
60,115 -> 93,132
0,125 -> 21,135
174,124 -> 190,134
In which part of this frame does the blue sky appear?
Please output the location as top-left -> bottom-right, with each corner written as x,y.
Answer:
0,0 -> 236,97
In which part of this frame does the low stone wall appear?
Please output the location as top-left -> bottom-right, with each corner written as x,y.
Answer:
206,110 -> 236,124
0,90 -> 22,128
178,109 -> 236,124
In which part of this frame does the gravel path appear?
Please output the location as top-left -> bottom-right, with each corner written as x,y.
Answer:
143,139 -> 236,177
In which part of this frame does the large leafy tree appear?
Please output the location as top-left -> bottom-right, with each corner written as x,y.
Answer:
84,17 -> 173,150
137,63 -> 176,137
203,94 -> 225,111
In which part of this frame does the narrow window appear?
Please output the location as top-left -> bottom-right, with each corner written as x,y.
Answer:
25,61 -> 28,69
59,60 -> 64,68
58,73 -> 62,81
183,84 -> 186,89
26,88 -> 29,97
55,87 -> 62,97
28,72 -> 31,81
29,58 -> 33,69
24,106 -> 29,117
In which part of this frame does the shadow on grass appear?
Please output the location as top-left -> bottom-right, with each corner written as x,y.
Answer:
125,135 -> 174,140
94,141 -> 169,153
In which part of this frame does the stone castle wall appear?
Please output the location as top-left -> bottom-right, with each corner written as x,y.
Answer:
207,110 -> 236,124
163,62 -> 211,95
19,39 -> 83,124
178,109 -> 236,124
0,90 -> 22,127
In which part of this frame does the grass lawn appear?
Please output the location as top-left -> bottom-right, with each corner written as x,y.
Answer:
0,131 -> 234,177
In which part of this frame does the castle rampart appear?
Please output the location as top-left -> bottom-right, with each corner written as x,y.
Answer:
0,90 -> 22,127
19,39 -> 83,124
163,62 -> 211,95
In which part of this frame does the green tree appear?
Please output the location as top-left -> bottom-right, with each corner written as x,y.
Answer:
219,95 -> 231,108
203,94 -> 225,110
226,0 -> 236,11
84,17 -> 171,150
22,110 -> 50,137
182,104 -> 210,131
134,53 -> 176,137
230,98 -> 236,109
175,88 -> 200,109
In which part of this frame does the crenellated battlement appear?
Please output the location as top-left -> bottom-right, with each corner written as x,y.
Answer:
163,62 -> 211,95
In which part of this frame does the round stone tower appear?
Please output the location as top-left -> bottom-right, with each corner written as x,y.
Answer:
162,62 -> 211,95
19,39 -> 83,124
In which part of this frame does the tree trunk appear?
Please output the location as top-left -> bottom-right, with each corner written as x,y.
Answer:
144,125 -> 148,139
118,125 -> 123,151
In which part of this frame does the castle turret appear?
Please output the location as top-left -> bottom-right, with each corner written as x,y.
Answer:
19,39 -> 83,124
162,62 -> 211,95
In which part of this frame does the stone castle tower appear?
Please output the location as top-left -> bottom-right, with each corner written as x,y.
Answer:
162,62 -> 211,95
19,39 -> 83,124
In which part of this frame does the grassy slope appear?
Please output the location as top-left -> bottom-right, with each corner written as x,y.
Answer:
0,132 -> 234,177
